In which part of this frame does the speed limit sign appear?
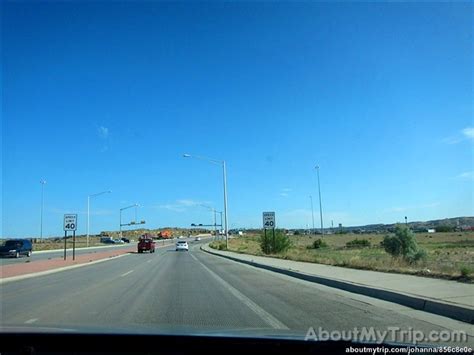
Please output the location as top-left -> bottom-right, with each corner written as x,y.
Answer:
262,212 -> 275,229
63,214 -> 77,231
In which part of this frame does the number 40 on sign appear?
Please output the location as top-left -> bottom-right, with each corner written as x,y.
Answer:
262,212 -> 275,229
63,214 -> 77,231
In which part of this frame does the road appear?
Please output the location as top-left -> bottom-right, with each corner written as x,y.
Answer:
1,241 -> 472,346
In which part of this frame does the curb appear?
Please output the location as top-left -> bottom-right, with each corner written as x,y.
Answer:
201,245 -> 474,324
0,254 -> 130,285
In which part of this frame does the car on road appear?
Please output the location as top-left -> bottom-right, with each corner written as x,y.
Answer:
138,236 -> 155,253
0,239 -> 33,258
176,240 -> 189,251
195,236 -> 201,241
121,237 -> 130,243
113,239 -> 125,244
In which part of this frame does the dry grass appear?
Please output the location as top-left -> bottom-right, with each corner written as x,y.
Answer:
217,232 -> 474,282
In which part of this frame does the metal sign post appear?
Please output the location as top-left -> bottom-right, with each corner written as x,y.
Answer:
64,231 -> 67,260
263,212 -> 276,253
63,214 -> 78,261
272,226 -> 275,252
73,230 -> 76,261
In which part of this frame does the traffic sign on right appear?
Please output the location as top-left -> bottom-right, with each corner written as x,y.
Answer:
262,212 -> 275,229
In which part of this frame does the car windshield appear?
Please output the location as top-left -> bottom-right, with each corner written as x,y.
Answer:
1,0 -> 473,351
4,241 -> 20,247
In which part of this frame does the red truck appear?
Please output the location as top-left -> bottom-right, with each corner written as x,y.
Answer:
137,235 -> 155,253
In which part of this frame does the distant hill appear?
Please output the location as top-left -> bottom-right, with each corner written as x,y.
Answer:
344,216 -> 474,233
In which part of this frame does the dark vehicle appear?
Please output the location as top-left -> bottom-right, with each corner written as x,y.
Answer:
121,237 -> 130,243
137,236 -> 155,253
0,239 -> 32,258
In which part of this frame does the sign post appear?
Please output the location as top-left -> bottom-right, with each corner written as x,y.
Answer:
63,214 -> 78,261
262,212 -> 276,253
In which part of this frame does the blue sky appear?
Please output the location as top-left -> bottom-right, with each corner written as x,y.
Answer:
2,1 -> 473,238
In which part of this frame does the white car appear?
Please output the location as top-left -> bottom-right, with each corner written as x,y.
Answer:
195,236 -> 201,241
176,240 -> 189,251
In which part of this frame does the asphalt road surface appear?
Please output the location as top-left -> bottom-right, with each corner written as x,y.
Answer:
1,241 -> 472,346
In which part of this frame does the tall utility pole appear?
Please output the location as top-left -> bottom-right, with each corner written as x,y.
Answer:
222,160 -> 229,248
183,154 -> 229,248
40,179 -> 47,240
87,190 -> 111,247
309,195 -> 315,234
315,165 -> 323,235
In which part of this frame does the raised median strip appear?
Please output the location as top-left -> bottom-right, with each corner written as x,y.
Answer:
201,244 -> 474,324
0,254 -> 131,284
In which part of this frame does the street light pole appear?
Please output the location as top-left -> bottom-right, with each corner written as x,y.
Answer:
40,180 -> 46,240
222,160 -> 229,249
200,204 -> 220,240
183,154 -> 229,248
315,165 -> 324,235
309,195 -> 315,235
213,210 -> 217,240
120,204 -> 138,238
87,190 -> 111,247
219,211 -> 223,239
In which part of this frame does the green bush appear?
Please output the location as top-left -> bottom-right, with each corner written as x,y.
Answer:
312,238 -> 328,249
381,225 -> 426,264
435,225 -> 454,233
405,249 -> 427,264
381,235 -> 402,256
260,229 -> 291,254
210,241 -> 226,251
460,266 -> 472,278
346,239 -> 371,248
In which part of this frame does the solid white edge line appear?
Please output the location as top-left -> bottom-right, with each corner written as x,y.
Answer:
189,253 -> 288,330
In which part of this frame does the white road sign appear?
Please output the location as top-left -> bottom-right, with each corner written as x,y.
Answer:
63,214 -> 77,231
262,212 -> 275,229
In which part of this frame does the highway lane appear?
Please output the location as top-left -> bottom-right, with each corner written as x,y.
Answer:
1,242 -> 472,346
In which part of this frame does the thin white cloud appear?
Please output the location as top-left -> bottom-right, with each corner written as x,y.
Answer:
155,199 -> 209,213
456,171 -> 474,180
443,126 -> 474,144
97,126 -> 109,139
176,199 -> 200,207
462,127 -> 474,140
442,136 -> 463,144
278,188 -> 292,197
157,204 -> 186,213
